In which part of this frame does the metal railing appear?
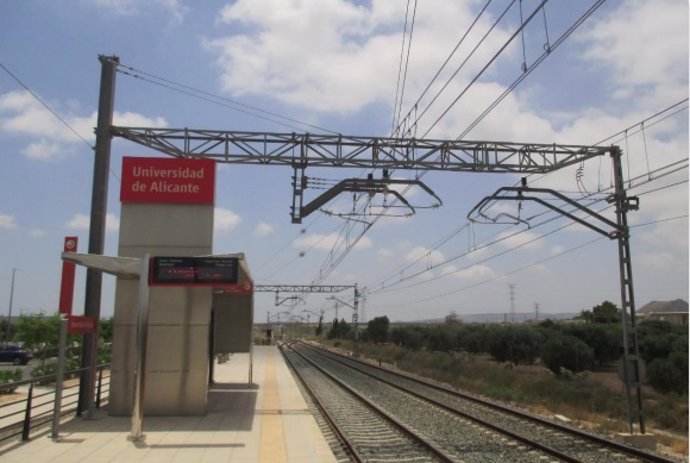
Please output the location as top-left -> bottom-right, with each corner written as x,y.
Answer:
0,364 -> 110,444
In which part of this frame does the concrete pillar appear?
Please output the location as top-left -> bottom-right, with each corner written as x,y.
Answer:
109,157 -> 215,416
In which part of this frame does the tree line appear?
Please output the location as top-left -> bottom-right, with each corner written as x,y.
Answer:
2,313 -> 113,379
325,301 -> 688,395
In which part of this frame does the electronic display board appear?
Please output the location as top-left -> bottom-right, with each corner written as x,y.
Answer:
150,257 -> 239,286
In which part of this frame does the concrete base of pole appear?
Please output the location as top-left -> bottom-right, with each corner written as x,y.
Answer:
616,433 -> 657,451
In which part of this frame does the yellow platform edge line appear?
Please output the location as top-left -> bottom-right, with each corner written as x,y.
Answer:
258,350 -> 288,463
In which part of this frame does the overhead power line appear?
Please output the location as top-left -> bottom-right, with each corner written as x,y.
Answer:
456,0 -> 607,139
0,61 -> 94,150
368,157 -> 687,295
308,0 -> 607,288
373,212 -> 688,310
117,62 -> 339,134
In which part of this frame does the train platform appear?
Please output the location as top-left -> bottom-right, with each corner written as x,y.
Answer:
0,345 -> 337,463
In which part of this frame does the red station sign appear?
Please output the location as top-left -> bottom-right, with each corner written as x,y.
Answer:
120,156 -> 216,205
67,315 -> 98,334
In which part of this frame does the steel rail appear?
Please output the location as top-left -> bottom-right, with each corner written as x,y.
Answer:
281,343 -> 456,462
278,343 -> 364,463
302,342 -> 676,463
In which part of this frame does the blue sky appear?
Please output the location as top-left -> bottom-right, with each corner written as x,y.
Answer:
1,0 -> 688,323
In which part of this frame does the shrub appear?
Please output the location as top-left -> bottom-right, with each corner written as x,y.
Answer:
648,351 -> 688,395
0,369 -> 23,393
638,320 -> 687,363
364,316 -> 390,344
541,334 -> 595,375
327,318 -> 352,340
564,323 -> 620,366
31,357 -> 80,384
456,325 -> 490,354
425,325 -> 456,352
391,326 -> 425,351
487,326 -> 541,365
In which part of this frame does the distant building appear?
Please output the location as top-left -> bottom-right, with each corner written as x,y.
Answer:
637,299 -> 688,325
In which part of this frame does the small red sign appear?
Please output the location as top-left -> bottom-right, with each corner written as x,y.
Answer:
120,156 -> 216,205
67,315 -> 98,334
212,282 -> 254,295
58,236 -> 78,315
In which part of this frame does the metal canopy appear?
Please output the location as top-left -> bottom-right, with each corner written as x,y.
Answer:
110,126 -> 610,173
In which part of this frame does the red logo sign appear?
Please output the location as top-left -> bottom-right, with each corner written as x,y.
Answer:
59,236 -> 78,315
67,315 -> 98,334
120,157 -> 216,205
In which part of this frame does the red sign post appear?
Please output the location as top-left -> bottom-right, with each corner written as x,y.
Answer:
58,237 -> 78,315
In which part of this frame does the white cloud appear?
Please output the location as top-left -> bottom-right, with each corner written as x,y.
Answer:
0,90 -> 168,161
254,221 -> 274,237
549,245 -> 565,256
496,230 -> 542,250
376,249 -> 394,259
29,228 -> 45,238
112,111 -> 167,128
206,0 -> 512,113
67,213 -> 119,232
67,214 -> 90,230
90,0 -> 188,23
637,251 -> 677,269
0,214 -> 17,230
215,208 -> 242,231
442,263 -> 495,280
577,0 -> 688,104
294,232 -> 373,251
22,139 -> 64,160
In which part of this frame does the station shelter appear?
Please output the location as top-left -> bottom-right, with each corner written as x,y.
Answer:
108,155 -> 254,416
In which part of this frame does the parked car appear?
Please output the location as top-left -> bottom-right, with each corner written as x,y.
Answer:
0,344 -> 33,365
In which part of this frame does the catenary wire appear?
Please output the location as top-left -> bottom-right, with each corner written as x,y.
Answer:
0,61 -> 94,150
368,158 -> 687,294
374,212 -> 688,309
308,0 -> 600,286
456,0 -> 607,140
391,0 -> 494,138
361,102 -> 688,294
0,60 -> 122,182
116,63 -> 339,134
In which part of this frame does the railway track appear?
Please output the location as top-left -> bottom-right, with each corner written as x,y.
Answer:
281,341 -> 679,463
281,343 -> 454,462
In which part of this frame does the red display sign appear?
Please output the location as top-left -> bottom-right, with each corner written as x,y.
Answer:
120,156 -> 216,205
67,315 -> 98,334
58,236 -> 78,315
149,256 -> 239,287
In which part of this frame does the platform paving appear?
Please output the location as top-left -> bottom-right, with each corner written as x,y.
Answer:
0,345 -> 337,463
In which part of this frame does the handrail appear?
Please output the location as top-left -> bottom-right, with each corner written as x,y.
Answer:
0,363 -> 110,392
0,363 -> 111,445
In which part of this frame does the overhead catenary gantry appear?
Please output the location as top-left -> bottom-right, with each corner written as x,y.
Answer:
109,126 -> 612,223
255,284 -> 359,310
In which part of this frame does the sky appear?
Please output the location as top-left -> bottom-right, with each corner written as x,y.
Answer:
0,0 -> 688,324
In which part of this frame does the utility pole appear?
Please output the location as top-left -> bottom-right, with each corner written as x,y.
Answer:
534,303 -> 540,322
79,55 -> 118,416
467,153 -> 644,434
611,147 -> 645,434
508,283 -> 516,324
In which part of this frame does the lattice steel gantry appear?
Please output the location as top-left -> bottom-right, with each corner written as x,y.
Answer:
109,126 -> 611,223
